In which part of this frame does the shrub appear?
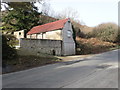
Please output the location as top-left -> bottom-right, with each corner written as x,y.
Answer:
72,21 -> 86,38
4,34 -> 19,48
2,34 -> 17,66
87,23 -> 119,43
116,27 -> 120,43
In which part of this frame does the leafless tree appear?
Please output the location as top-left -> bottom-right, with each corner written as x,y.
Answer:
56,7 -> 80,21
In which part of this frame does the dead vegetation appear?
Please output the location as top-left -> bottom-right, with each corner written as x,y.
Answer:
75,22 -> 119,55
76,37 -> 117,55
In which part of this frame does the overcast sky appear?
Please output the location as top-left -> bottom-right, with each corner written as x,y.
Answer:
49,0 -> 119,27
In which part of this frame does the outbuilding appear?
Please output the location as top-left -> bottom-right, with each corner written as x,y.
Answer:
20,18 -> 75,56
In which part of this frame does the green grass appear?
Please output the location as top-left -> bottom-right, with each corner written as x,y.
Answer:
109,45 -> 120,50
118,45 -> 120,49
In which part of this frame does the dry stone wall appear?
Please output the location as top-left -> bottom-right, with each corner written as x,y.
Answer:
20,38 -> 62,56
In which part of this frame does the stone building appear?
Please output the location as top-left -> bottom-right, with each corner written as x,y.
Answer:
14,29 -> 27,40
20,18 -> 75,56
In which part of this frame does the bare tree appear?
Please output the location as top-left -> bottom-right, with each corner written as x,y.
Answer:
41,1 -> 57,18
56,7 -> 80,21
41,1 -> 50,15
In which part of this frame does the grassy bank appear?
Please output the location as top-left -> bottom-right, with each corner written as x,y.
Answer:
3,55 -> 61,74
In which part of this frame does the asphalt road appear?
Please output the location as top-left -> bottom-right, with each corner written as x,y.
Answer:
2,49 -> 119,88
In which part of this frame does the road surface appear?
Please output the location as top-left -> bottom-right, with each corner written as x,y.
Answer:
2,49 -> 119,88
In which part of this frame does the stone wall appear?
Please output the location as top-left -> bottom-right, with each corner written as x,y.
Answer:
20,38 -> 62,56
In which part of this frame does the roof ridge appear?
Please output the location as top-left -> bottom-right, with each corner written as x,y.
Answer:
33,18 -> 69,29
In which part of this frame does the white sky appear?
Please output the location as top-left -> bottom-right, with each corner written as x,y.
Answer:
1,0 -> 119,27
49,0 -> 119,27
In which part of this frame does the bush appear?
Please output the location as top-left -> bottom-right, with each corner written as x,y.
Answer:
72,21 -> 86,38
4,34 -> 19,47
116,27 -> 120,43
87,23 -> 119,43
2,34 -> 17,62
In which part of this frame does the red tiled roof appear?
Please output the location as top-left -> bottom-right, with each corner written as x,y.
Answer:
27,18 -> 69,35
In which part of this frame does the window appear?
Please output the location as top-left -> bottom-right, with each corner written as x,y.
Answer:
68,21 -> 70,23
67,30 -> 71,38
19,32 -> 21,35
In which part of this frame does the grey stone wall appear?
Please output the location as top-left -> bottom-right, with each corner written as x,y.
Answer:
20,38 -> 62,56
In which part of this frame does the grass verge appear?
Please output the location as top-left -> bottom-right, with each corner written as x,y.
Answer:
3,55 -> 61,74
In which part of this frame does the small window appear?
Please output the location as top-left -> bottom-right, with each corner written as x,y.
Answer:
67,30 -> 71,38
19,32 -> 21,35
68,21 -> 70,23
